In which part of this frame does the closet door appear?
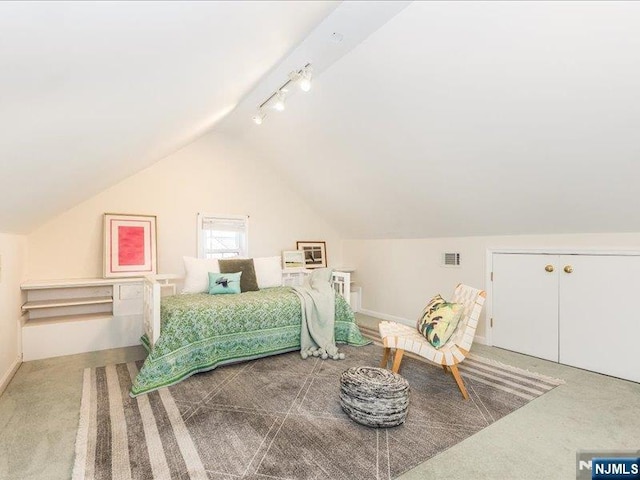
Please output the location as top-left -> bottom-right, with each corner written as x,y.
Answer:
559,254 -> 640,382
492,253 -> 559,361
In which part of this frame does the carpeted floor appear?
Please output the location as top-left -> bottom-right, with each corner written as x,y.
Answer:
72,343 -> 562,480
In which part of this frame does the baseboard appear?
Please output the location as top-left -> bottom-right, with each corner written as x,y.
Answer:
358,308 -> 414,326
358,308 -> 488,345
0,356 -> 22,397
474,335 -> 487,345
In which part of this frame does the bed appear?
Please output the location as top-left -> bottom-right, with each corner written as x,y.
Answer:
130,271 -> 369,396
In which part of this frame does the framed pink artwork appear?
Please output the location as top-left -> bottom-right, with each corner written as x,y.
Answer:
103,213 -> 157,278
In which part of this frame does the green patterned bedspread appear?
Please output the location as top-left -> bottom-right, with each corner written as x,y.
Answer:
130,286 -> 369,396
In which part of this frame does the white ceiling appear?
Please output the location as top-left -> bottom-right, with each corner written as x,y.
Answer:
228,1 -> 640,238
4,1 -> 640,239
0,0 -> 337,233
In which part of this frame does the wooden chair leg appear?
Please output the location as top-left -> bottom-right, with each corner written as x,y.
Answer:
391,349 -> 405,373
449,364 -> 469,400
380,348 -> 391,368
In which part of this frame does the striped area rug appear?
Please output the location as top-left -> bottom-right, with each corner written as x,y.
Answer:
358,323 -> 564,401
72,344 -> 563,480
73,362 -> 207,480
461,354 -> 564,401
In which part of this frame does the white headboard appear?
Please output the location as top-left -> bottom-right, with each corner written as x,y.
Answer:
331,271 -> 351,306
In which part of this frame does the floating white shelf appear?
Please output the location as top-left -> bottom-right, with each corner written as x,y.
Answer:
22,296 -> 113,311
20,277 -> 145,361
22,312 -> 114,327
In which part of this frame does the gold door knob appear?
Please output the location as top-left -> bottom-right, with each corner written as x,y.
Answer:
564,265 -> 573,274
545,265 -> 554,272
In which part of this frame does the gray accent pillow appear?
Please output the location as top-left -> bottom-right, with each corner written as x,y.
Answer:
218,258 -> 259,292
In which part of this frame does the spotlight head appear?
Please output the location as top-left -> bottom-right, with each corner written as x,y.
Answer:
299,66 -> 312,92
273,91 -> 286,111
299,78 -> 311,92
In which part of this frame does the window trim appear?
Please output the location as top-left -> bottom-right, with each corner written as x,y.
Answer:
197,213 -> 249,259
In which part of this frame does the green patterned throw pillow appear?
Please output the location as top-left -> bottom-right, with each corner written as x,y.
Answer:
417,295 -> 464,348
208,272 -> 242,295
416,295 -> 445,329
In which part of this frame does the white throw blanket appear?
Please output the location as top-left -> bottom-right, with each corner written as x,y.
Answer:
292,268 -> 345,360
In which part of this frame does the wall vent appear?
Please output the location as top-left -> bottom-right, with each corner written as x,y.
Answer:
443,252 -> 461,267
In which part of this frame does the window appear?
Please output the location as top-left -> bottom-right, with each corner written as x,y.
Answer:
197,214 -> 248,259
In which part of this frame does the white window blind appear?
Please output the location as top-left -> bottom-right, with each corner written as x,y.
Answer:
197,214 -> 248,259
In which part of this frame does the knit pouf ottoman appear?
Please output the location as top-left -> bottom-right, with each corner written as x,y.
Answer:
340,366 -> 410,428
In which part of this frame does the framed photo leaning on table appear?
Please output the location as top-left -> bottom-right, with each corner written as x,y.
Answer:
296,241 -> 327,269
282,250 -> 306,271
103,213 -> 157,278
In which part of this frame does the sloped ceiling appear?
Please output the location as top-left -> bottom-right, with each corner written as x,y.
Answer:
5,1 -> 640,239
226,1 -> 640,238
0,1 -> 337,233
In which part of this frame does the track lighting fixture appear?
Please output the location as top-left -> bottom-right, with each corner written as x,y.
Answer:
252,63 -> 312,125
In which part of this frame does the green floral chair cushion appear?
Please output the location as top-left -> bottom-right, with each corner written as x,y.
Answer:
417,295 -> 464,348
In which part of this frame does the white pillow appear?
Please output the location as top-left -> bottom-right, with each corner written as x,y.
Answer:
182,256 -> 220,294
253,256 -> 283,289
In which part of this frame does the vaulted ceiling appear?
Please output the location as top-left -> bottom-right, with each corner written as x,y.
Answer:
3,1 -> 640,238
226,1 -> 640,238
0,1 -> 337,233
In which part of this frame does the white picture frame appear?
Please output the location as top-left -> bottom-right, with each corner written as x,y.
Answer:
282,250 -> 305,271
103,213 -> 157,278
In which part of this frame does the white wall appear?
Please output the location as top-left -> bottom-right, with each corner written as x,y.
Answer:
27,131 -> 342,279
0,233 -> 27,394
344,232 -> 640,342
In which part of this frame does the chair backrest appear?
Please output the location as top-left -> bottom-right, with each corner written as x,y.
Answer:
447,283 -> 486,352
